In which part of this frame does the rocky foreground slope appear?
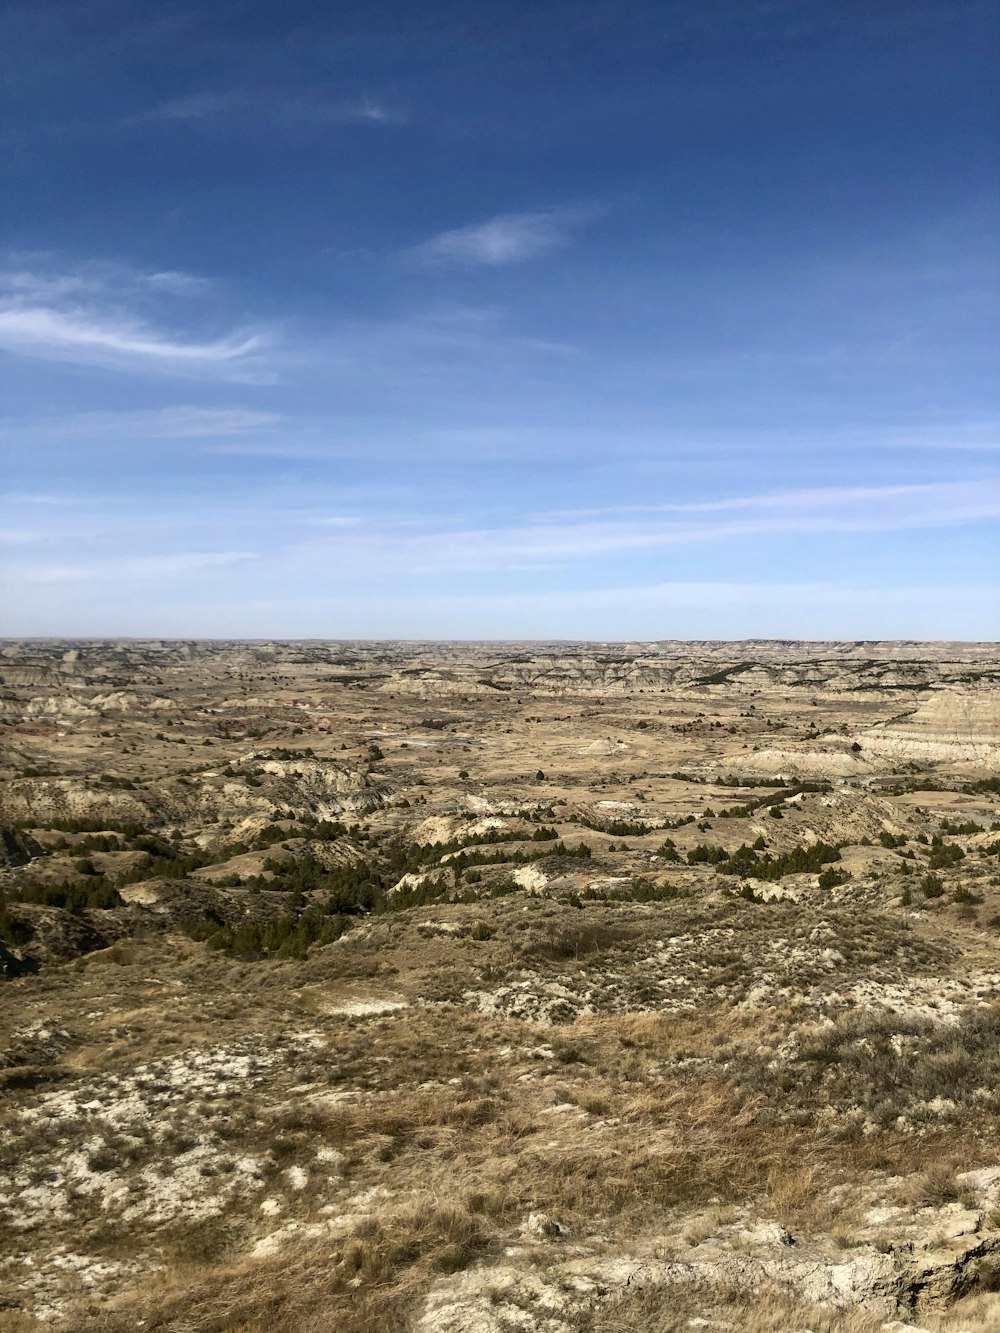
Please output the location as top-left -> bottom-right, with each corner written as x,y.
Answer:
1,639 -> 999,1332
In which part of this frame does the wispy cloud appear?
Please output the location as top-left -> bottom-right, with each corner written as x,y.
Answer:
0,306 -> 262,364
142,270 -> 214,294
4,481 -> 994,590
2,262 -> 211,305
0,492 -> 79,507
0,261 -> 269,376
344,94 -> 399,124
26,406 -> 282,439
411,208 -> 589,267
0,528 -> 58,545
2,477 -> 995,636
0,491 -> 81,545
273,479 -> 1000,575
873,422 -> 1000,452
536,480 -> 1000,523
154,92 -> 238,120
6,550 -> 255,585
147,89 -> 404,127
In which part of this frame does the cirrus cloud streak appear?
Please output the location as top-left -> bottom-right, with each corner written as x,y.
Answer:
0,261 -> 270,377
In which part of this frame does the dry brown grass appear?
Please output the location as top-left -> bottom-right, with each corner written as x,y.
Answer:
902,1161 -> 976,1210
0,1315 -> 45,1332
764,1162 -> 826,1228
85,1200 -> 497,1333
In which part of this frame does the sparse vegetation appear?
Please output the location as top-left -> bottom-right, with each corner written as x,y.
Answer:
1,639 -> 999,1331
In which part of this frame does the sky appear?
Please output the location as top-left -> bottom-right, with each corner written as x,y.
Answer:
0,0 -> 997,640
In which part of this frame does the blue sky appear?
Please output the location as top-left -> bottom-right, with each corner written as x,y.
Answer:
1,0 -> 997,639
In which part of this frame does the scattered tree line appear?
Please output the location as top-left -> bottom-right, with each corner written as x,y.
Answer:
685,840 -> 843,881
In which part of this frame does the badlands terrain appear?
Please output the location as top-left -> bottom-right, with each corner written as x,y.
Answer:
2,638 -> 1000,1333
